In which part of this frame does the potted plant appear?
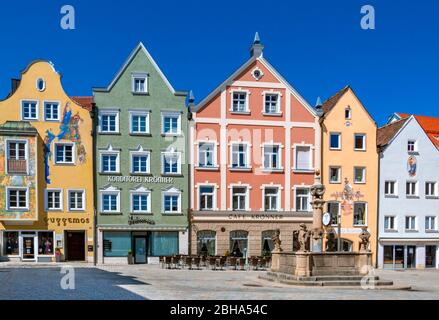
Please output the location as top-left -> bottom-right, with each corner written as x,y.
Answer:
55,248 -> 62,262
127,250 -> 134,264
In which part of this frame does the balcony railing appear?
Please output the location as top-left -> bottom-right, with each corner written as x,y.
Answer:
7,159 -> 27,174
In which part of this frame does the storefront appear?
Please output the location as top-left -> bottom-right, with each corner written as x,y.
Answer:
380,241 -> 439,269
1,230 -> 55,262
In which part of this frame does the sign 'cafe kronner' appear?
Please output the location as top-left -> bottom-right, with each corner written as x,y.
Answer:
93,43 -> 190,264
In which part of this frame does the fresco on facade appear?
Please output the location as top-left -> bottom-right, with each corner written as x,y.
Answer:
330,178 -> 364,217
407,155 -> 417,177
0,136 -> 37,220
44,102 -> 86,183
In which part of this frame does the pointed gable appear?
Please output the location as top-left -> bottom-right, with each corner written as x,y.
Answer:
393,113 -> 439,148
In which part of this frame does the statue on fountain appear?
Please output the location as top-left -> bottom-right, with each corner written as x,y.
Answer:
359,227 -> 371,252
272,229 -> 283,253
298,223 -> 310,252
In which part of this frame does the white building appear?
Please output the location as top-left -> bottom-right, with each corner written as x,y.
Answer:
377,115 -> 439,269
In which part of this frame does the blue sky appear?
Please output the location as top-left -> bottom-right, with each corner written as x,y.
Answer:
0,0 -> 438,125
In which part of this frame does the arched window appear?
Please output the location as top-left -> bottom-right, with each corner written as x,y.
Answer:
197,230 -> 216,256
230,230 -> 248,257
340,238 -> 353,252
345,107 -> 352,120
261,230 -> 276,257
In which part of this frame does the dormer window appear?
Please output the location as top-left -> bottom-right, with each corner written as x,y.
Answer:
345,107 -> 352,120
132,73 -> 148,94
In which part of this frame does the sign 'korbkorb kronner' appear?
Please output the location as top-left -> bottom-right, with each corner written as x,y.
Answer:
107,176 -> 174,184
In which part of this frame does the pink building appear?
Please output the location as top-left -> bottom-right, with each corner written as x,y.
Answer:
189,34 -> 320,257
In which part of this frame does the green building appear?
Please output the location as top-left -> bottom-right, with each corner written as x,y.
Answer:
93,43 -> 189,264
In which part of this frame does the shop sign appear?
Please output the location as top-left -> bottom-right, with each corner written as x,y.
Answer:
228,214 -> 284,220
107,176 -> 174,184
128,215 -> 156,226
44,217 -> 90,227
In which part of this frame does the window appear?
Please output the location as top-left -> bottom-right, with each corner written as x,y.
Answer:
296,188 -> 310,212
36,78 -> 45,91
405,216 -> 416,230
38,232 -> 54,255
162,152 -> 181,175
21,101 -> 38,120
131,193 -> 150,213
407,140 -> 416,153
426,182 -> 438,197
329,167 -> 341,183
354,167 -> 366,184
384,181 -> 397,196
425,216 -> 436,231
384,216 -> 396,231
327,202 -> 340,225
3,232 -> 19,255
264,94 -> 279,114
199,186 -> 215,210
264,188 -> 279,211
46,189 -> 62,211
161,112 -> 181,135
101,153 -> 119,173
345,107 -> 352,119
353,202 -> 367,226
99,111 -> 119,133
6,141 -> 27,174
261,230 -> 275,256
232,187 -> 247,211
197,231 -> 216,256
132,74 -> 148,93
295,146 -> 311,171
230,230 -> 248,257
330,133 -> 341,150
231,144 -> 248,168
101,193 -> 119,213
103,232 -> 131,257
232,92 -> 248,112
130,112 -> 150,134
7,188 -> 28,210
198,142 -> 215,168
44,102 -> 60,121
263,145 -> 280,169
55,144 -> 74,164
406,181 -> 418,197
163,194 -> 181,213
131,153 -> 150,174
149,232 -> 179,256
354,134 -> 366,151
68,190 -> 85,211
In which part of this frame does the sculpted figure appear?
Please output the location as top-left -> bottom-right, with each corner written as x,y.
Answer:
359,227 -> 371,252
298,223 -> 310,252
271,229 -> 283,252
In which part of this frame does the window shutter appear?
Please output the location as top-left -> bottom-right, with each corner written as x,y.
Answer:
296,147 -> 311,170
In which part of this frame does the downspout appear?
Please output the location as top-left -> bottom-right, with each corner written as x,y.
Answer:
375,141 -> 381,269
187,92 -> 195,256
91,102 -> 98,266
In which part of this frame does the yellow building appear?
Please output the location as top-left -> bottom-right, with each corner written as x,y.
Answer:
319,86 -> 378,265
0,60 -> 94,263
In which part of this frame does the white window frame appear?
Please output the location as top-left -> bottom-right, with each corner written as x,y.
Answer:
345,107 -> 352,120
294,186 -> 311,212
129,110 -> 150,135
384,180 -> 398,197
67,189 -> 86,211
229,142 -> 251,170
161,150 -> 182,175
5,139 -> 29,175
327,201 -> 341,226
229,184 -> 250,211
6,187 -> 29,211
197,141 -> 217,169
353,202 -> 368,226
262,143 -> 283,171
162,188 -> 182,214
20,100 -> 39,121
329,166 -> 341,184
329,132 -> 341,150
131,73 -> 148,94
130,188 -> 152,214
425,181 -> 438,198
425,216 -> 437,231
198,184 -> 217,211
54,142 -> 75,165
99,146 -> 120,174
98,109 -> 120,134
262,186 -> 281,212
45,189 -> 63,211
130,150 -> 151,174
407,140 -> 417,153
230,89 -> 250,113
406,181 -> 418,198
100,186 -> 121,213
384,215 -> 396,231
262,91 -> 282,115
293,144 -> 313,172
405,216 -> 417,231
354,133 -> 366,151
161,111 -> 182,135
43,101 -> 61,121
354,167 -> 366,184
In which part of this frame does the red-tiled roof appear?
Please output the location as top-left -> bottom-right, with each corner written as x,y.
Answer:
321,86 -> 350,114
396,112 -> 439,148
70,96 -> 93,111
377,118 -> 408,147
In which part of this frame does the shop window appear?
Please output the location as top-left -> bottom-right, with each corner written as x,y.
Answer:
230,230 -> 248,257
3,232 -> 19,255
261,230 -> 275,257
38,232 -> 54,255
197,230 -> 216,256
149,232 -> 178,256
103,232 -> 132,257
426,245 -> 437,268
340,238 -> 353,252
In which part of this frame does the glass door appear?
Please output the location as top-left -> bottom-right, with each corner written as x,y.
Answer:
406,246 -> 416,269
426,245 -> 436,268
22,236 -> 36,261
134,237 -> 147,264
394,245 -> 404,269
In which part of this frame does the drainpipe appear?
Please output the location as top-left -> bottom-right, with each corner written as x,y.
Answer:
91,102 -> 98,266
187,91 -> 195,256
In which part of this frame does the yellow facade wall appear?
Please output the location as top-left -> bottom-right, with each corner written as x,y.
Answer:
0,61 -> 94,262
321,88 -> 378,266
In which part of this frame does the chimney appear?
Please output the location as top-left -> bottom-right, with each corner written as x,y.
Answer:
249,32 -> 264,58
11,79 -> 21,95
